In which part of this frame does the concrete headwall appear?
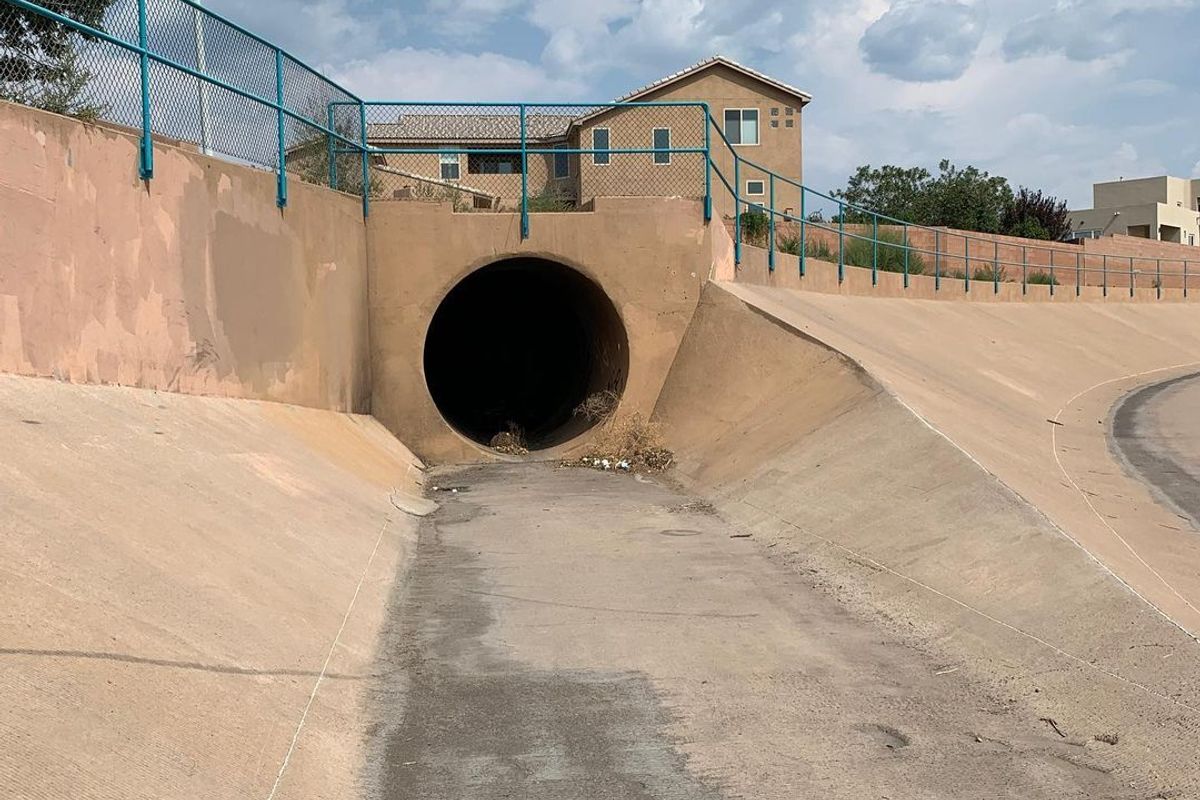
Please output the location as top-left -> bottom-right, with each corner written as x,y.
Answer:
0,101 -> 371,412
367,198 -> 712,462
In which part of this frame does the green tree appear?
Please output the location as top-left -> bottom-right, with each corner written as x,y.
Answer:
832,164 -> 930,222
1001,187 -> 1070,241
0,1 -> 116,119
917,160 -> 1013,233
831,160 -> 1070,241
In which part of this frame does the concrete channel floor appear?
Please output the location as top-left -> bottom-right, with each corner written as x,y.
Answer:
363,462 -> 1123,800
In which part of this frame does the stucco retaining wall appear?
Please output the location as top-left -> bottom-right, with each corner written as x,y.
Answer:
0,101 -> 371,412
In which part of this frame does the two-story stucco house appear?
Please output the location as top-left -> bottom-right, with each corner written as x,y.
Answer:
1068,176 -> 1200,246
367,56 -> 811,219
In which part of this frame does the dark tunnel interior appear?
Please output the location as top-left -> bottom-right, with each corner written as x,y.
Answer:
423,258 -> 629,450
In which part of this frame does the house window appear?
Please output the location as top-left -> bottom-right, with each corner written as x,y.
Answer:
553,146 -> 570,179
467,153 -> 523,174
652,128 -> 671,165
592,128 -> 610,165
439,151 -> 460,181
745,179 -> 765,196
723,108 -> 759,145
1191,233 -> 1197,246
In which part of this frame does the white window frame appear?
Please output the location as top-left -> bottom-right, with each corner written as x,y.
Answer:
652,127 -> 671,166
723,107 -> 760,146
745,179 -> 765,196
592,127 -> 611,166
552,144 -> 571,179
439,150 -> 460,181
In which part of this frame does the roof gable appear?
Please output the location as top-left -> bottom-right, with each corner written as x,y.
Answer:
615,56 -> 812,106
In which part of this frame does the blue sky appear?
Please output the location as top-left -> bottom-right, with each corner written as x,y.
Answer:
204,0 -> 1200,207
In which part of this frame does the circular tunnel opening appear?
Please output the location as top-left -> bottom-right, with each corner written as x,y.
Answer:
423,257 -> 629,451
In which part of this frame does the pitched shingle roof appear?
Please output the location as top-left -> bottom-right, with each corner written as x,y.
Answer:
614,55 -> 812,105
368,113 -> 577,144
365,56 -> 810,145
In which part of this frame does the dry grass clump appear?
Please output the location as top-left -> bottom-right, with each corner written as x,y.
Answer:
489,423 -> 529,455
565,391 -> 674,474
574,389 -> 620,422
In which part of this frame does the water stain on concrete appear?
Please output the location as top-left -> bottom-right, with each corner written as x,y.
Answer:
363,495 -> 726,800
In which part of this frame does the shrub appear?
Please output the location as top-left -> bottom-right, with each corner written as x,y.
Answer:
1026,270 -> 1059,285
805,239 -> 837,261
527,189 -> 574,212
844,229 -> 927,275
739,210 -> 769,245
972,264 -> 1008,283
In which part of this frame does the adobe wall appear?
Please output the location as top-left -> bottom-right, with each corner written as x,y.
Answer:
0,101 -> 371,412
367,197 -> 712,463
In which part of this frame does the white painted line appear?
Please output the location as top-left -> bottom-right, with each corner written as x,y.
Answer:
265,515 -> 392,800
1050,362 -> 1200,632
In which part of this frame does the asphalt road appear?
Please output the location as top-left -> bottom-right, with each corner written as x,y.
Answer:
361,462 -> 1121,799
1112,371 -> 1200,531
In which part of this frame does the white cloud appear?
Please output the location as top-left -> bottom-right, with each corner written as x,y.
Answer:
330,48 -> 586,101
859,0 -> 987,81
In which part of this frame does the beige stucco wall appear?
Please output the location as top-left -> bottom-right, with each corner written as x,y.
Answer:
1093,176 -> 1170,208
375,147 -> 577,209
0,100 -> 371,411
1071,202 -> 1200,245
576,64 -> 805,220
1074,176 -> 1200,245
366,197 -> 713,463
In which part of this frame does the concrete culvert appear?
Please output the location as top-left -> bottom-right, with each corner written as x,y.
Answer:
423,257 -> 629,451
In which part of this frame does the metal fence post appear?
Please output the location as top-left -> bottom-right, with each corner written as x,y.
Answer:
768,174 -> 775,273
734,156 -> 741,265
1185,261 -> 1190,299
703,108 -> 712,222
1076,252 -> 1081,297
1103,255 -> 1108,297
274,48 -> 287,208
1157,259 -> 1162,300
872,214 -> 879,287
327,104 -> 337,190
137,0 -> 153,179
964,234 -> 970,293
903,223 -> 910,289
992,239 -> 999,294
1021,245 -> 1027,295
837,203 -> 845,284
934,229 -> 941,291
799,188 -> 806,277
1049,254 -> 1055,297
358,101 -> 369,218
1129,258 -> 1135,298
519,104 -> 529,239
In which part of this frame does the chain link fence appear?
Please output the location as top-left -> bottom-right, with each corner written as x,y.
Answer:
364,102 -> 710,215
1,0 -> 365,200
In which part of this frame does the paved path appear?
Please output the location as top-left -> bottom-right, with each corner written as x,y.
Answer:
363,463 -> 1121,800
1112,371 -> 1200,531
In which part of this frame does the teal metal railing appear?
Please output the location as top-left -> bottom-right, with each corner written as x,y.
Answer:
2,0 -> 1195,297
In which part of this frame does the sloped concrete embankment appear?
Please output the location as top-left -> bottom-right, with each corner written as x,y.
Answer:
0,374 -> 428,800
653,283 -> 1200,797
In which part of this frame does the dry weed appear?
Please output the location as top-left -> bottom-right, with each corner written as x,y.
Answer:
489,423 -> 529,455
565,393 -> 674,473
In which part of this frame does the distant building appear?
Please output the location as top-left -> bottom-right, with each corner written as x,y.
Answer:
366,56 -> 811,218
1068,176 -> 1200,246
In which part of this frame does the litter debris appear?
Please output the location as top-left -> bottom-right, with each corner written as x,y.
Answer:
563,393 -> 674,474
490,425 -> 529,455
1039,717 -> 1067,738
